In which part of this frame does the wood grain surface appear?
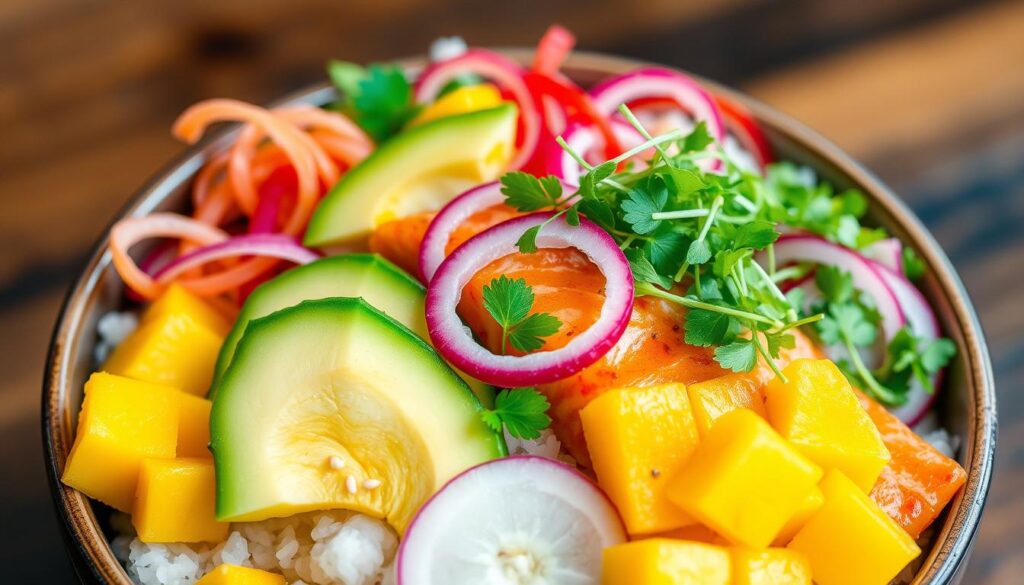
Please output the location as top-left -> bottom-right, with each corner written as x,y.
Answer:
1,0 -> 1021,582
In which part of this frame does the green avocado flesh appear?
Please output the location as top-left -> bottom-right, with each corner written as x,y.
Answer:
208,254 -> 493,406
303,103 -> 518,247
210,297 -> 506,532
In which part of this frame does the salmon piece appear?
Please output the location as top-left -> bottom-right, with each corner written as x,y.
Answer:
368,204 -> 521,279
856,390 -> 967,538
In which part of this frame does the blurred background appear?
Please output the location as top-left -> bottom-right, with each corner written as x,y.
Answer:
1,0 -> 1022,582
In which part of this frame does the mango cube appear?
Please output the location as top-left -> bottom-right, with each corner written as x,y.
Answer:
666,409 -> 823,548
62,373 -> 180,511
789,470 -> 920,585
133,458 -> 228,543
177,393 -> 212,459
603,539 -> 731,585
731,548 -> 812,585
687,373 -> 767,436
104,286 -> 228,396
773,487 -> 824,545
196,564 -> 285,585
410,84 -> 504,126
580,384 -> 699,534
765,359 -> 890,492
142,284 -> 231,336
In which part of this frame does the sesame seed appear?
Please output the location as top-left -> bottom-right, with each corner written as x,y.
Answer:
363,479 -> 381,490
651,469 -> 661,478
329,456 -> 345,470
346,475 -> 358,494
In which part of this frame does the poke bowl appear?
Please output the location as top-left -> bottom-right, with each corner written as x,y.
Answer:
42,29 -> 996,585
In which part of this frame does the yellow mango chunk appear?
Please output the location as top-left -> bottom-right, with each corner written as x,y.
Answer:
196,564 -> 285,585
104,289 -> 227,396
410,84 -> 504,126
666,409 -> 823,548
687,373 -> 766,436
789,470 -> 920,585
133,458 -> 228,543
773,487 -> 824,545
143,284 -> 231,336
603,539 -> 731,585
62,373 -> 179,511
580,384 -> 699,534
731,547 -> 812,585
177,393 -> 212,459
765,359 -> 890,491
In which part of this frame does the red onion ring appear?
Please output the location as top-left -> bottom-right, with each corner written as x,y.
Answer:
425,213 -> 633,386
414,49 -> 540,170
872,261 -> 943,426
863,238 -> 904,275
587,68 -> 726,171
153,234 -> 320,284
771,234 -> 905,342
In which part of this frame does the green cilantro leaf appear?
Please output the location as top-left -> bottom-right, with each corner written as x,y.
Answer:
815,265 -> 854,305
715,340 -> 758,373
516,225 -> 542,253
902,247 -> 926,281
480,388 -> 552,440
501,172 -> 563,211
686,239 -> 712,265
626,248 -> 672,289
508,313 -> 562,353
482,276 -> 562,354
731,221 -> 779,251
684,308 -> 734,347
577,198 -> 615,231
679,121 -> 714,153
621,176 -> 668,234
921,338 -> 956,372
579,161 -> 616,199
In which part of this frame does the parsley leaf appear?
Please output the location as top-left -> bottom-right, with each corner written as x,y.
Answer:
731,221 -> 779,251
626,248 -> 672,289
679,121 -> 714,153
482,276 -> 562,354
480,388 -> 552,440
501,172 -> 563,211
715,340 -> 758,373
516,225 -> 542,253
902,247 -> 926,281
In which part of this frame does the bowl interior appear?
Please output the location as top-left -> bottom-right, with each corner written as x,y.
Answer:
42,50 -> 995,585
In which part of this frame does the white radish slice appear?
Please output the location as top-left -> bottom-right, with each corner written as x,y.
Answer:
397,456 -> 626,585
871,260 -> 944,426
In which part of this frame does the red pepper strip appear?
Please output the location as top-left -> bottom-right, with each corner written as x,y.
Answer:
714,95 -> 773,168
523,72 -> 622,163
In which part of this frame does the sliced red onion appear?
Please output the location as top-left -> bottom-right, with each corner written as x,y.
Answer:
425,213 -> 633,386
549,121 -> 644,184
414,49 -> 539,170
872,261 -> 943,426
772,235 -> 905,342
153,233 -> 320,284
863,238 -> 904,275
588,68 -> 726,171
419,181 -> 507,282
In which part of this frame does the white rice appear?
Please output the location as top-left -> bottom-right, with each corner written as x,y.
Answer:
113,511 -> 397,585
94,310 -> 139,364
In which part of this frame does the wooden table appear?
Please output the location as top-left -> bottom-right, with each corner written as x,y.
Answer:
2,0 -> 1021,581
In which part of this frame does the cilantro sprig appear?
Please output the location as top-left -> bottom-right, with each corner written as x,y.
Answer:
480,388 -> 552,440
482,276 -> 562,354
327,60 -> 420,143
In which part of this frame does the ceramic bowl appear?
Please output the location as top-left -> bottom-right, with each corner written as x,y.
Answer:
42,50 -> 996,584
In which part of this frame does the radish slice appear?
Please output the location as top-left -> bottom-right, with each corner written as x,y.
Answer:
771,235 -> 906,342
425,213 -> 633,387
587,68 -> 726,171
863,238 -> 904,275
153,234 -> 320,284
872,261 -> 944,426
397,456 -> 626,585
415,49 -> 539,170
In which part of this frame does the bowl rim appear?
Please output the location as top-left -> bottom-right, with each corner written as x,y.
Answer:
41,49 -> 996,585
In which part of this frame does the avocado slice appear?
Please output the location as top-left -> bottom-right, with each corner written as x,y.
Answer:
304,103 -> 518,247
208,254 -> 493,406
211,297 -> 505,531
